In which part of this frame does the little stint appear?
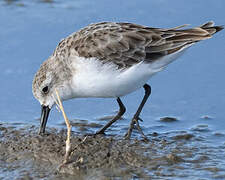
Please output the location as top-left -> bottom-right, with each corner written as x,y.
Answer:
32,21 -> 223,139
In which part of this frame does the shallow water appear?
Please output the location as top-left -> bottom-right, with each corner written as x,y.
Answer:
0,0 -> 225,179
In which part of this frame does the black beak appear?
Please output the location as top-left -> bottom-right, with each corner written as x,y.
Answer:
39,105 -> 51,134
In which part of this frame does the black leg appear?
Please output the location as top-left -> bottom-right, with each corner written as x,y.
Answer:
125,84 -> 151,140
96,97 -> 126,134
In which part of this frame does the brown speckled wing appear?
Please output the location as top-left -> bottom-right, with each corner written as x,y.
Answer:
54,21 -> 223,69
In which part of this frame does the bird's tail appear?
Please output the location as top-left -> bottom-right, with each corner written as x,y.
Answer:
163,21 -> 224,42
199,21 -> 224,36
145,21 -> 223,70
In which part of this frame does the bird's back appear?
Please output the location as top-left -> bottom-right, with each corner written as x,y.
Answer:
53,21 -> 223,70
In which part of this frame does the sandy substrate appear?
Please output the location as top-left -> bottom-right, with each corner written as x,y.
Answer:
0,123 -> 225,179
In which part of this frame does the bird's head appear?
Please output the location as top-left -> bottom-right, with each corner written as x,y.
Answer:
32,57 -> 73,134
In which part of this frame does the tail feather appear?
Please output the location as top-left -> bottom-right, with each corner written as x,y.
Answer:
145,21 -> 223,63
200,21 -> 224,35
200,21 -> 215,28
155,21 -> 223,46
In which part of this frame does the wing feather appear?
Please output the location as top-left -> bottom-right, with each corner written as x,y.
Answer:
54,21 -> 223,69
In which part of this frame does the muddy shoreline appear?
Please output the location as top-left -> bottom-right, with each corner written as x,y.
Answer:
0,124 -> 225,179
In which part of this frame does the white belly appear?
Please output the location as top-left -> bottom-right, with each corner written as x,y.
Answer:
69,45 -> 188,98
70,57 -> 157,98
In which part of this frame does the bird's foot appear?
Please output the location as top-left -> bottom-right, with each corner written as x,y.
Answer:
124,117 -> 149,141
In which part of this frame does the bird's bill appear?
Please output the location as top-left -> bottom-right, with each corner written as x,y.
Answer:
39,105 -> 51,134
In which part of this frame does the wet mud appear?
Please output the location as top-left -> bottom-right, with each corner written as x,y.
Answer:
1,123 -> 225,179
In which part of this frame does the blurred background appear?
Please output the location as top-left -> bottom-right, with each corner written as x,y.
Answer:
0,0 -> 224,137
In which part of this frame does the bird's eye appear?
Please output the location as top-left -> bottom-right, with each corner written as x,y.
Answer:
42,86 -> 49,94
